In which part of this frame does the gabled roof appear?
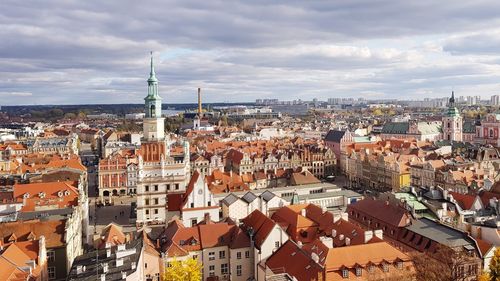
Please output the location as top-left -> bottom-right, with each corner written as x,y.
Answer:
260,190 -> 276,202
325,130 -> 346,143
183,171 -> 201,207
241,210 -> 277,249
241,191 -> 258,204
381,122 -> 410,134
221,193 -> 239,206
160,219 -> 249,255
99,223 -> 127,249
347,198 -> 411,228
0,243 -> 36,281
266,240 -> 323,281
448,191 -> 477,210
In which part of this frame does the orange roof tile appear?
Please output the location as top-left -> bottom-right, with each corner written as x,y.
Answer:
323,241 -> 411,270
13,181 -> 79,212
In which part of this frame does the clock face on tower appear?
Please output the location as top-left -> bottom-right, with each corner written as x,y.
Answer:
198,189 -> 203,195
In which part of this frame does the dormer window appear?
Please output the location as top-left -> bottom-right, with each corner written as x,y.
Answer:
383,263 -> 389,272
397,261 -> 403,269
23,193 -> 30,199
64,190 -> 70,196
356,267 -> 362,277
342,269 -> 349,278
39,192 -> 45,198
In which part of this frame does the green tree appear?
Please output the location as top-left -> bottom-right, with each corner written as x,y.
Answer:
64,112 -> 77,119
478,272 -> 490,281
164,257 -> 202,281
489,247 -> 500,280
219,115 -> 228,127
372,108 -> 383,116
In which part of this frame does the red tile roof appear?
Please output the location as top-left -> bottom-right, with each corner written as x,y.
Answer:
449,191 -> 477,210
241,210 -> 277,249
266,240 -> 323,281
13,181 -> 79,212
0,219 -> 66,248
347,198 -> 411,228
160,219 -> 249,256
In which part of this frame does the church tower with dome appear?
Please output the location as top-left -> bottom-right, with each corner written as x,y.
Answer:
442,91 -> 463,142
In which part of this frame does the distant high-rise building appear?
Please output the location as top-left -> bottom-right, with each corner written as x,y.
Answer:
466,96 -> 480,106
491,95 -> 500,106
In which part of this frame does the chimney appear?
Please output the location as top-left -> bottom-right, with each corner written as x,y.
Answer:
38,235 -> 47,265
204,212 -> 211,224
300,209 -> 306,217
364,230 -> 373,243
374,229 -> 383,240
345,237 -> 351,246
76,265 -> 85,275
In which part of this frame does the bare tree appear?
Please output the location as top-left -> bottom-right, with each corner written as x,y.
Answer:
411,245 -> 479,281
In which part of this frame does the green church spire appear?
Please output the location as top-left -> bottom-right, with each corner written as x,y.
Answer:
148,51 -> 157,83
145,52 -> 162,118
447,91 -> 459,117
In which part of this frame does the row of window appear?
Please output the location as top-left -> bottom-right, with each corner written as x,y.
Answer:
341,262 -> 403,278
144,183 -> 179,192
207,264 -> 244,277
145,198 -> 160,205
208,263 -> 229,276
208,250 -> 250,261
144,209 -> 159,215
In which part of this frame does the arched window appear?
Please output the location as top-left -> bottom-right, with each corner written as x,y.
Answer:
150,104 -> 156,116
490,129 -> 494,138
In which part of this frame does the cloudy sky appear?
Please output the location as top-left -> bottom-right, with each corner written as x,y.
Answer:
2,0 -> 500,105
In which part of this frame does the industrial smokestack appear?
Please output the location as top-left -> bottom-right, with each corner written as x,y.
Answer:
197,88 -> 202,117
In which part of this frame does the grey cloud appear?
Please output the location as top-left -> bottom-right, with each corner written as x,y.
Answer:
2,0 -> 500,104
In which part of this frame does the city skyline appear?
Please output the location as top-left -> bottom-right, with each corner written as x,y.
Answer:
2,1 -> 500,105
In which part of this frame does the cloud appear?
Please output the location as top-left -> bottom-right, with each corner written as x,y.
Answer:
443,29 -> 500,55
2,0 -> 500,104
0,91 -> 33,97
